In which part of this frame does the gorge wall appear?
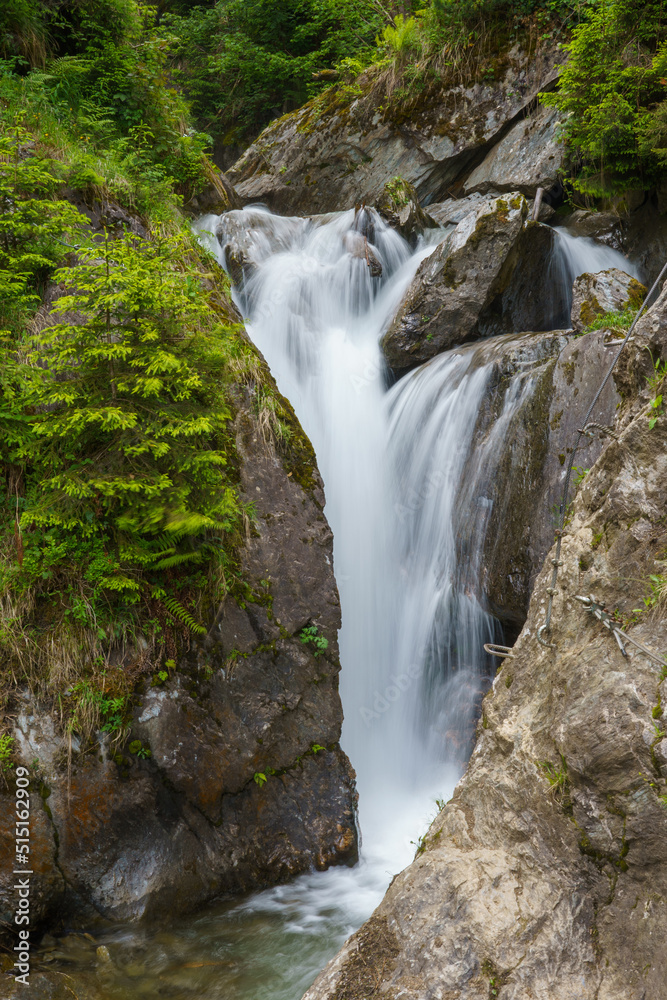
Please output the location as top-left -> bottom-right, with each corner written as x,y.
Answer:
0,202 -> 358,941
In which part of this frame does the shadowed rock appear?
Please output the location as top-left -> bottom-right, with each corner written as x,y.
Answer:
381,193 -> 528,370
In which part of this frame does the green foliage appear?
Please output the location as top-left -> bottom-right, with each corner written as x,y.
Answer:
167,0 -> 390,147
583,306 -> 636,334
299,623 -> 329,656
538,755 -> 569,794
0,0 -> 210,207
0,732 -> 15,770
0,123 -> 83,332
0,204 -> 246,711
542,0 -> 667,196
253,771 -> 267,787
573,466 -> 589,486
377,15 -> 420,56
646,352 -> 667,428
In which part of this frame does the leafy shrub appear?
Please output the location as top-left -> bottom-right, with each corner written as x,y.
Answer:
542,0 -> 667,196
377,14 -> 420,56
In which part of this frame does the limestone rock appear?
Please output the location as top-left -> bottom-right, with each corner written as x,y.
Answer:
570,267 -> 646,332
228,44 -> 562,215
463,103 -> 563,197
216,208 -> 305,285
303,287 -> 667,1000
381,193 -> 528,370
426,191 -> 490,229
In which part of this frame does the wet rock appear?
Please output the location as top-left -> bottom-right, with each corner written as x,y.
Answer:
449,328 -> 621,630
374,177 -> 435,243
463,104 -> 563,197
381,193 -> 528,371
215,208 -> 305,284
557,208 -> 621,241
228,44 -> 562,215
342,230 -> 382,276
477,221 -> 556,335
570,268 -> 646,332
0,384 -> 358,931
303,285 -> 667,1000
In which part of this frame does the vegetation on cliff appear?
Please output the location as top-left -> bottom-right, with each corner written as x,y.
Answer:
0,2 -> 303,739
542,0 -> 667,197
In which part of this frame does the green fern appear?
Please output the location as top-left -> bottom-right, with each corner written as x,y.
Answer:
162,597 -> 206,635
152,551 -> 204,570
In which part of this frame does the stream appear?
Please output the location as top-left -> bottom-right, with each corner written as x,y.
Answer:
36,210 -> 638,999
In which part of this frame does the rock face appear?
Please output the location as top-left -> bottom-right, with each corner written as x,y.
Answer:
381,193 -> 528,370
0,382 -> 358,933
570,267 -> 646,332
228,45 -> 562,215
302,288 -> 667,1000
463,103 -> 563,197
460,326 -> 622,631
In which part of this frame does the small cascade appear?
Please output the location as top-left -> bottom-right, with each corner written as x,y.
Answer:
545,226 -> 641,328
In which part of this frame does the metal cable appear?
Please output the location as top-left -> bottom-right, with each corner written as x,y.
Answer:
537,259 -> 667,648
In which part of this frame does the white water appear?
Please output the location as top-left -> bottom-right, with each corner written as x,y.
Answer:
189,206 -> 534,996
546,226 -> 641,328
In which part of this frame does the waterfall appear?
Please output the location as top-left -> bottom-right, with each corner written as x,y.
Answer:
172,207 -> 547,998
60,208 -> 641,1000
38,209 -> 641,1000
545,226 -> 641,328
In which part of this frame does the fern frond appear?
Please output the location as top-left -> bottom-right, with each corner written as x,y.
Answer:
163,596 -> 206,634
153,551 -> 204,570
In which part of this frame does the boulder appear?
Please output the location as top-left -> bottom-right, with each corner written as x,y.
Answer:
381,193 -> 528,370
342,230 -> 382,276
374,176 -> 435,243
228,44 -> 563,215
570,267 -> 646,332
463,103 -> 563,197
216,208 -> 305,284
425,190 -> 489,229
302,284 -> 667,1000
477,221 -> 557,335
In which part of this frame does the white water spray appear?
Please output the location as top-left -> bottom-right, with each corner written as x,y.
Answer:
546,226 -> 641,328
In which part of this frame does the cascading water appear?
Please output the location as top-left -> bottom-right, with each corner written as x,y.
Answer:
545,226 -> 641,328
37,209 -> 640,1000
